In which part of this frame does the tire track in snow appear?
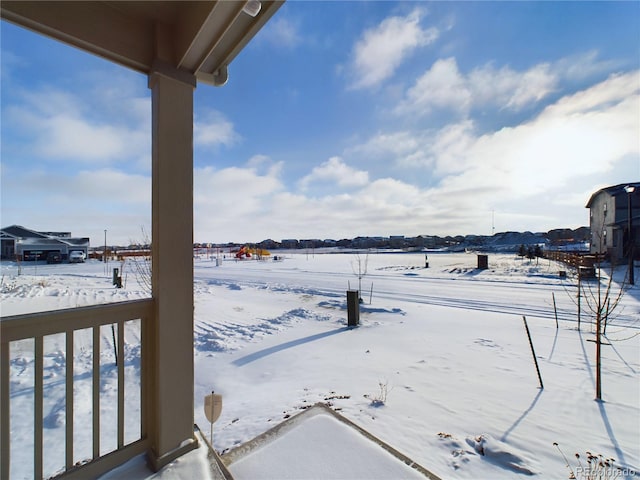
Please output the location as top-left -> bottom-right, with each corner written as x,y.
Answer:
197,272 -> 639,329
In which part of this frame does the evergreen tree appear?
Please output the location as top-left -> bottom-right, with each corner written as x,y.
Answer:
518,244 -> 527,259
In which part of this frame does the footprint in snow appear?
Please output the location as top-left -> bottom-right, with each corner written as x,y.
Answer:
474,338 -> 501,349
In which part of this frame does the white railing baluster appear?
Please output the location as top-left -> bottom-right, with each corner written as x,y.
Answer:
140,316 -> 150,440
93,325 -> 100,460
117,320 -> 125,448
1,299 -> 153,479
65,329 -> 74,470
1,340 -> 10,479
35,336 -> 43,480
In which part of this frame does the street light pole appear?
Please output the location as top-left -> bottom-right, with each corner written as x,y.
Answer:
104,229 -> 108,275
625,186 -> 635,286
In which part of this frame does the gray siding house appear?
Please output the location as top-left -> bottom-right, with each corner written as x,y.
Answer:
0,225 -> 89,261
586,183 -> 639,261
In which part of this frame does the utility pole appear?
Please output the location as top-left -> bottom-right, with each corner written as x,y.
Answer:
104,229 -> 108,275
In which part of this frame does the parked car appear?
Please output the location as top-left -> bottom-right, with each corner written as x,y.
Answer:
69,251 -> 86,263
46,251 -> 62,264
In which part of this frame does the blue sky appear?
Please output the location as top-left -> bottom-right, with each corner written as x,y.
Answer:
1,1 -> 639,246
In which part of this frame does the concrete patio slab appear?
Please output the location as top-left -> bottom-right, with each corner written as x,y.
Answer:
222,403 -> 441,480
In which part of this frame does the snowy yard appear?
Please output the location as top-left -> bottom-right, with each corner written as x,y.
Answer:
1,252 -> 639,479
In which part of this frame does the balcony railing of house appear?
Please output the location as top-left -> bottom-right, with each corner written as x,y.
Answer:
1,298 -> 154,480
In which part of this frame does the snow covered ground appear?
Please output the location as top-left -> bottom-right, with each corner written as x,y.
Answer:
2,252 -> 639,479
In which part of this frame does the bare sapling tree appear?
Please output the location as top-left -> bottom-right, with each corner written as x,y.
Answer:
582,254 -> 633,401
351,251 -> 369,303
565,249 -> 636,401
129,227 -> 152,295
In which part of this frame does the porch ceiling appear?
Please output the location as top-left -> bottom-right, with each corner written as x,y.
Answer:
0,0 -> 283,86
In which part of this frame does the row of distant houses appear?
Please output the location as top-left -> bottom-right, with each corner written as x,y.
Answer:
223,183 -> 640,262
1,183 -> 637,263
0,225 -> 89,261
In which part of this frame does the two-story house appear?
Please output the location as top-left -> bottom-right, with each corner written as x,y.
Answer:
586,182 -> 639,262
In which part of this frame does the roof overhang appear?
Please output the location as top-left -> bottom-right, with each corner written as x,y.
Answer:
1,0 -> 284,86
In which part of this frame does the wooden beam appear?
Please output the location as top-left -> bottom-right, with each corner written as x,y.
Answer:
1,1 -> 154,73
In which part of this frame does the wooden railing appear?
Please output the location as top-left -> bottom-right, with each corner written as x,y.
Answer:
544,250 -> 603,269
1,299 -> 154,479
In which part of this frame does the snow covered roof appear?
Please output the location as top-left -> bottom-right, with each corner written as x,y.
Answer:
585,182 -> 640,208
1,225 -> 49,239
1,225 -> 89,247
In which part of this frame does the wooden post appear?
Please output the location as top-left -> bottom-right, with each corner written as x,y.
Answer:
552,292 -> 558,329
577,275 -> 581,330
148,65 -> 197,469
347,290 -> 360,327
522,316 -> 543,389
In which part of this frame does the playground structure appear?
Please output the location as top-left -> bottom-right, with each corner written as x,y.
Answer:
235,246 -> 271,259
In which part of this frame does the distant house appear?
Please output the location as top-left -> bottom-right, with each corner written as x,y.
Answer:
0,225 -> 90,261
281,239 -> 300,249
586,183 -> 639,261
389,236 -> 406,249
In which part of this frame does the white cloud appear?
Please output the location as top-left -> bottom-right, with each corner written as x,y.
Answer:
397,50 -> 628,121
469,62 -> 556,109
245,155 -> 283,178
350,131 -> 420,157
194,164 -> 283,220
348,8 -> 438,90
397,57 -> 559,117
260,17 -> 301,49
400,57 -> 471,114
426,120 -> 476,174
5,85 -> 149,165
553,50 -> 624,83
347,130 -> 433,169
194,110 -> 240,148
7,96 -> 144,163
305,70 -> 638,239
422,70 -> 640,204
298,157 -> 369,191
0,166 -> 151,245
3,167 -> 150,206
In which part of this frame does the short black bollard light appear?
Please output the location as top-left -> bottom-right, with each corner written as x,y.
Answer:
112,267 -> 119,285
347,290 -> 360,327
